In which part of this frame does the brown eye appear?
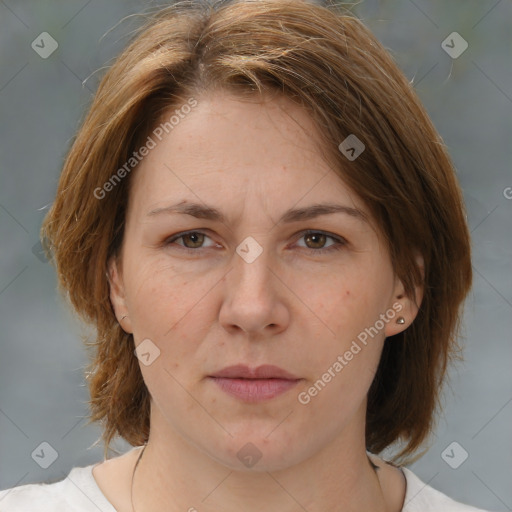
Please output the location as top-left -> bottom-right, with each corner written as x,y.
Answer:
304,232 -> 327,249
295,230 -> 347,255
165,231 -> 216,252
181,232 -> 205,249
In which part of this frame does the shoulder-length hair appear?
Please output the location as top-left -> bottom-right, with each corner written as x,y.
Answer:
42,0 -> 472,462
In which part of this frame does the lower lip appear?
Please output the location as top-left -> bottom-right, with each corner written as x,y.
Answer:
210,377 -> 301,402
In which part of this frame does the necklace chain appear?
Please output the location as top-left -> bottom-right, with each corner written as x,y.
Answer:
131,444 -> 147,512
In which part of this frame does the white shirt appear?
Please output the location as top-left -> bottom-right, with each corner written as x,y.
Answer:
0,460 -> 491,511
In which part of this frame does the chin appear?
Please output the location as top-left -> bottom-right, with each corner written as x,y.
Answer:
201,427 -> 314,473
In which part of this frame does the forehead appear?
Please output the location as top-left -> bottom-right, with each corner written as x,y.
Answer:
128,90 -> 368,220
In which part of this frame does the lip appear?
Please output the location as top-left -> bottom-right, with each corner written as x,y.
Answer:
210,364 -> 300,380
208,365 -> 302,403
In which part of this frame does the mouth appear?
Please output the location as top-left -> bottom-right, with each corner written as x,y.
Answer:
208,364 -> 302,403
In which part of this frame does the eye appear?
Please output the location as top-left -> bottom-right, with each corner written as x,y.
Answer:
294,230 -> 347,254
165,231 -> 218,252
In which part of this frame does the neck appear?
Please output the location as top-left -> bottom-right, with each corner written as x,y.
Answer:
131,410 -> 388,512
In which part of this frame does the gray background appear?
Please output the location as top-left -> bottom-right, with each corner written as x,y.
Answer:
0,0 -> 511,510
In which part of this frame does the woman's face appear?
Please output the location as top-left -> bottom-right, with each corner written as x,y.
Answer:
109,90 -> 411,471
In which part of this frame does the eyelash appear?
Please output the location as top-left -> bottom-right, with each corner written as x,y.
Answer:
164,230 -> 347,255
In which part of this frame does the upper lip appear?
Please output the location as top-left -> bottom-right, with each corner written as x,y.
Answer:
210,364 -> 300,380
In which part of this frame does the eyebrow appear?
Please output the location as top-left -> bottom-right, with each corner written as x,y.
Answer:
147,201 -> 368,225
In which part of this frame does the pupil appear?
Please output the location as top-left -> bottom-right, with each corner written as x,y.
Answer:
186,233 -> 202,247
308,233 -> 325,248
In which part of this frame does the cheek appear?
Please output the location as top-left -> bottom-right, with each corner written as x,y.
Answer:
297,266 -> 390,339
295,276 -> 387,420
125,259 -> 216,397
123,256 -> 216,347
292,262 -> 392,385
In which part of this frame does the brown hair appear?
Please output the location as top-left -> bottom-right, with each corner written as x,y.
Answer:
42,0 -> 472,462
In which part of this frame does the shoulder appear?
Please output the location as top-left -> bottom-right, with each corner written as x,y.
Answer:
401,467 -> 493,512
0,476 -> 68,511
0,464 -> 116,512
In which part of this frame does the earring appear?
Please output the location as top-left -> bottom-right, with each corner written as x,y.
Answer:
120,314 -> 128,322
396,316 -> 405,325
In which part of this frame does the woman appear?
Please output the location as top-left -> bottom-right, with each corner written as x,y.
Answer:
0,0 -> 491,510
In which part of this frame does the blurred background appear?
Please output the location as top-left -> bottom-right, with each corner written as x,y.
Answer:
0,0 -> 510,510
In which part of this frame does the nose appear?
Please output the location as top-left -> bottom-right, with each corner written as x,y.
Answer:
218,241 -> 289,337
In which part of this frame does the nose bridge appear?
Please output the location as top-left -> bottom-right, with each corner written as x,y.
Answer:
218,233 -> 286,334
232,234 -> 273,298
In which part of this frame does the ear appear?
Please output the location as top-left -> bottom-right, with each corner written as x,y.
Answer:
107,255 -> 133,334
384,253 -> 424,337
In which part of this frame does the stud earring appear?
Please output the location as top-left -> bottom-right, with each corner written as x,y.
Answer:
396,316 -> 405,325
